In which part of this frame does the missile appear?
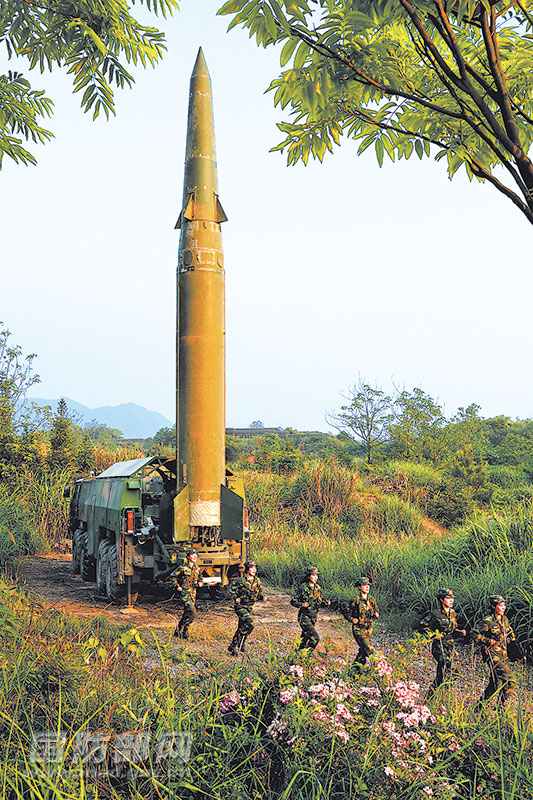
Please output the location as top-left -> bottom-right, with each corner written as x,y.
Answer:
175,48 -> 228,533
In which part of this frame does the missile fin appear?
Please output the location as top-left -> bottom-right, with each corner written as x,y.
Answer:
215,195 -> 228,224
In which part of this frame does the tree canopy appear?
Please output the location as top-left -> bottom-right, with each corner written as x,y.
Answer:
0,0 -> 178,167
219,0 -> 533,224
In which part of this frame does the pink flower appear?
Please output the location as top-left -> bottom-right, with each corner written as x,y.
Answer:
289,664 -> 304,680
219,689 -> 241,713
448,741 -> 460,752
359,686 -> 381,697
422,786 -> 433,796
375,655 -> 393,677
279,686 -> 298,704
384,766 -> 396,778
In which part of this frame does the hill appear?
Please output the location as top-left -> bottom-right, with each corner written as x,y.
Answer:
27,397 -> 173,439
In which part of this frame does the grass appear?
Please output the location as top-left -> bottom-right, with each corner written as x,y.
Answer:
1,578 -> 533,800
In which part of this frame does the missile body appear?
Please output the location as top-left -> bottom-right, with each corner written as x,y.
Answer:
176,48 -> 227,531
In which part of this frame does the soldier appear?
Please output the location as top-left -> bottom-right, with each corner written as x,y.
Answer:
290,566 -> 330,651
474,594 -> 522,709
343,577 -> 380,666
228,561 -> 264,655
418,588 -> 466,695
172,548 -> 203,639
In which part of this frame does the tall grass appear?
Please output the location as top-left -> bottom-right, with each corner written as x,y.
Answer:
244,459 -> 427,539
1,579 -> 533,800
254,502 -> 533,645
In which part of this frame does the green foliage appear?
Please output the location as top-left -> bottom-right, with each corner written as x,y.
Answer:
219,0 -> 533,224
0,322 -> 39,442
327,378 -> 392,464
389,387 -> 445,463
255,433 -> 303,474
2,579 -> 533,800
145,424 -> 176,456
0,0 -> 179,166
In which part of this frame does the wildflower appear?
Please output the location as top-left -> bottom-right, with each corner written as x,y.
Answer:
267,715 -> 295,744
335,703 -> 353,722
289,664 -> 304,680
389,680 -> 421,708
375,655 -> 393,677
359,686 -> 381,697
219,689 -> 241,713
279,686 -> 298,704
384,766 -> 396,779
448,741 -> 460,752
422,786 -> 433,796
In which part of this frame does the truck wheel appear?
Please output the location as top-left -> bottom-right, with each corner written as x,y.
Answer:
81,533 -> 96,582
105,544 -> 125,602
72,529 -> 82,574
96,540 -> 110,595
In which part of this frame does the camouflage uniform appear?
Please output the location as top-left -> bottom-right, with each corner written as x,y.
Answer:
173,560 -> 201,639
228,575 -> 264,654
475,614 -> 517,706
420,607 -> 460,691
344,594 -> 379,665
291,582 -> 329,651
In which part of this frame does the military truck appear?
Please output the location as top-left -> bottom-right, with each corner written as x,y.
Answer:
66,456 -> 249,603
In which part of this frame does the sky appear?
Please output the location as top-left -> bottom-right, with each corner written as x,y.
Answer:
1,0 -> 532,433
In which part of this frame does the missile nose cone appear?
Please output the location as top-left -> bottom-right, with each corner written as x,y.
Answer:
176,46 -> 227,228
192,47 -> 210,81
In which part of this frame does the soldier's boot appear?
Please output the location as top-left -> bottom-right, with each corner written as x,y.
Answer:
228,633 -> 240,655
239,635 -> 248,653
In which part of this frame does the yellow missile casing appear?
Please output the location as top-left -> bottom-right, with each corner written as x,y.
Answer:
176,48 -> 227,529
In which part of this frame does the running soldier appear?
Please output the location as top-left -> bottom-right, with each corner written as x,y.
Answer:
172,548 -> 203,639
291,566 -> 330,651
418,588 -> 466,695
343,577 -> 380,666
474,594 -> 522,709
228,561 -> 264,655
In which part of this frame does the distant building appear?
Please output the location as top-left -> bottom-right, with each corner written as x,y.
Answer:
226,428 -> 330,439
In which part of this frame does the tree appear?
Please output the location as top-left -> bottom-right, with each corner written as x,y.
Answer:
219,0 -> 533,224
389,387 -> 445,461
0,322 -> 40,438
49,398 -> 77,469
1,0 -> 178,167
249,420 -> 265,428
327,379 -> 392,464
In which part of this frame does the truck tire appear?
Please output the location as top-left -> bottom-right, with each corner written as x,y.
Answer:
72,529 -> 82,574
96,540 -> 110,596
81,533 -> 96,582
105,544 -> 125,602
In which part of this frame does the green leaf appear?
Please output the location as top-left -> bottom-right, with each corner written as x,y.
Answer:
375,138 -> 384,167
280,36 -> 299,66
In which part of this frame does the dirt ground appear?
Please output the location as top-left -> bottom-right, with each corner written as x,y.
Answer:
15,553 -> 533,707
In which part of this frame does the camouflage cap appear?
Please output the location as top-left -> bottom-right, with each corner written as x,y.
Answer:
489,594 -> 506,607
186,548 -> 197,558
306,566 -> 319,577
437,588 -> 454,601
356,577 -> 371,586
244,560 -> 256,571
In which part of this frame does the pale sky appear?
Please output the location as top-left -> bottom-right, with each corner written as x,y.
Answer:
2,0 -> 532,432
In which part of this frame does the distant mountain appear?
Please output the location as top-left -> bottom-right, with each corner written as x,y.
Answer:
28,397 -> 173,439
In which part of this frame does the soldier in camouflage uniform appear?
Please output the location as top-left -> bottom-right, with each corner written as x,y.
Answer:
418,588 -> 466,695
228,561 -> 264,655
474,594 -> 521,709
172,548 -> 202,639
290,566 -> 330,651
343,577 -> 380,666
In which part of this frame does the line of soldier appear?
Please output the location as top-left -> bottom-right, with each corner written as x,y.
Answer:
171,554 -> 525,708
